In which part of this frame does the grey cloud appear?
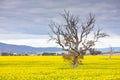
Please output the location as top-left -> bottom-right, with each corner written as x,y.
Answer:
0,34 -> 49,40
0,0 -> 120,35
0,0 -> 21,9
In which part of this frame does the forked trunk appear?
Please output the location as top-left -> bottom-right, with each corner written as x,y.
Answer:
73,56 -> 78,68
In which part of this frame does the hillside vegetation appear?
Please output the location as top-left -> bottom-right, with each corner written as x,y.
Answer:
0,56 -> 120,80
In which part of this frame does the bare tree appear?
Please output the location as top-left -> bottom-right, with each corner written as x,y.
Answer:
108,47 -> 113,60
49,10 -> 108,68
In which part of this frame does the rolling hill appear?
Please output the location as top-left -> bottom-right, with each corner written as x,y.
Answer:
0,42 -> 120,54
0,42 -> 62,54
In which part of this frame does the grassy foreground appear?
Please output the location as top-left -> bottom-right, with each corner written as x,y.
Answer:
0,56 -> 120,80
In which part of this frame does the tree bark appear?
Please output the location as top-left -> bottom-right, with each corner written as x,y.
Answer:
108,47 -> 112,60
73,56 -> 78,68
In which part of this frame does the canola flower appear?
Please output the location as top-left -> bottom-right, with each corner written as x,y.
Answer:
0,56 -> 120,80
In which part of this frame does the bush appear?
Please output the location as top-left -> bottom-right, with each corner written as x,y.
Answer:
42,52 -> 56,56
89,48 -> 102,55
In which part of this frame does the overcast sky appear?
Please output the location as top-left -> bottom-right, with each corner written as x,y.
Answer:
0,0 -> 120,48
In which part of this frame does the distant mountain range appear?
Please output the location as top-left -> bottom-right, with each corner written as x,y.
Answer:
0,42 -> 120,54
0,42 -> 63,54
96,47 -> 120,53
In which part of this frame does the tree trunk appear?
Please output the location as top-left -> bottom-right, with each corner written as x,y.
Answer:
73,56 -> 78,68
108,47 -> 112,60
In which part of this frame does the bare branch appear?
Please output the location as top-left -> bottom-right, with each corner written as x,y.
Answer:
49,10 -> 108,67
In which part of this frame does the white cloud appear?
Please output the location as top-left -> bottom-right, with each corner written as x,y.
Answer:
0,33 -> 58,47
0,39 -> 58,47
0,34 -> 120,48
95,36 -> 120,48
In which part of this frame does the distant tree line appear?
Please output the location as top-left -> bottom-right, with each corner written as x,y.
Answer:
41,52 -> 56,56
37,52 -> 64,56
0,50 -> 102,56
0,52 -> 28,56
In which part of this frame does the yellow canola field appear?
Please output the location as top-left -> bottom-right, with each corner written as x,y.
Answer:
0,56 -> 120,80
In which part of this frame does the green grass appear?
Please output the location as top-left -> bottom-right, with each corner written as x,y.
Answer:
0,56 -> 120,80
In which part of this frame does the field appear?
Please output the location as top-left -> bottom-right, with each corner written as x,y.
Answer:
0,56 -> 120,80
